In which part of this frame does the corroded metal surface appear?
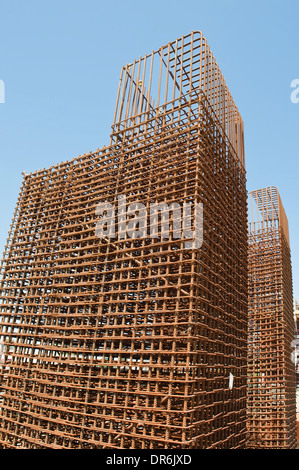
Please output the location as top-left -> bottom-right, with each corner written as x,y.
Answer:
247,187 -> 297,448
294,299 -> 299,441
0,31 -> 247,448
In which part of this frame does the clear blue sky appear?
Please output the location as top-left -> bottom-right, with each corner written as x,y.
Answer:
1,0 -> 299,297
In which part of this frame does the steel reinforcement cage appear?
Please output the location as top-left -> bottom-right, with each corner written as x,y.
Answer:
294,299 -> 299,426
0,31 -> 247,449
247,187 -> 297,448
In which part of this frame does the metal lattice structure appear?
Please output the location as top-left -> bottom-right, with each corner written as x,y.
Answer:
294,300 -> 299,396
294,299 -> 299,442
247,187 -> 297,448
0,31 -> 247,449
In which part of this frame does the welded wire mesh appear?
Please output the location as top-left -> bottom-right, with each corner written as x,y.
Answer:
0,31 -> 247,449
247,187 -> 297,448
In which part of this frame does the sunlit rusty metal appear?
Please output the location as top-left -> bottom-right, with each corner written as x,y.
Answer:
294,299 -> 299,444
0,31 -> 247,448
247,187 -> 297,448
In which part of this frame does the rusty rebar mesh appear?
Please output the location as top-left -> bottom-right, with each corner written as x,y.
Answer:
294,301 -> 299,431
247,187 -> 297,448
0,31 -> 247,449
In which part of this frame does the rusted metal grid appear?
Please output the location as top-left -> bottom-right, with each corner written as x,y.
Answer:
294,300 -> 299,429
0,31 -> 247,449
247,187 -> 297,448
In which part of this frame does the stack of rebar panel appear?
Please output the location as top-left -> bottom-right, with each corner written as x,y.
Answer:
294,299 -> 299,442
0,31 -> 248,449
247,187 -> 297,448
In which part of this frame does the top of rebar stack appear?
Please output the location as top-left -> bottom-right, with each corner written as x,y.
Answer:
249,186 -> 290,246
112,30 -> 244,168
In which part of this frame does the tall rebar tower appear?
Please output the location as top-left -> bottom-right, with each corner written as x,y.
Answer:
294,299 -> 299,439
247,187 -> 297,448
0,31 -> 247,449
